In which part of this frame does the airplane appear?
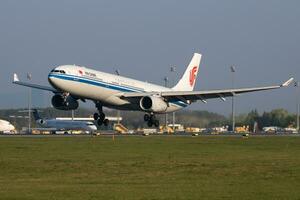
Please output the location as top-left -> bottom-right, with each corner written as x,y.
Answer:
13,53 -> 294,128
32,109 -> 97,133
0,119 -> 15,133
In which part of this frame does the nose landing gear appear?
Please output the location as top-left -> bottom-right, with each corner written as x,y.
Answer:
144,113 -> 159,128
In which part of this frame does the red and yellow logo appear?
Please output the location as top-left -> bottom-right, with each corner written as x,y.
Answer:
189,66 -> 198,86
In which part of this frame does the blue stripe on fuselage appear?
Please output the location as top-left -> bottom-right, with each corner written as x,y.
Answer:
49,74 -> 142,93
48,73 -> 188,108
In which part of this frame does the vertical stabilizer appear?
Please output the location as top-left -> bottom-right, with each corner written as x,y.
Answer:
32,109 -> 41,121
172,53 -> 202,91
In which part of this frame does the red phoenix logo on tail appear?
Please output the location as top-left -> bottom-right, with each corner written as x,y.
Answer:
189,66 -> 198,86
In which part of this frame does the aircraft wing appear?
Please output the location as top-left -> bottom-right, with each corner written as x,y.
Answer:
121,78 -> 294,102
12,73 -> 59,93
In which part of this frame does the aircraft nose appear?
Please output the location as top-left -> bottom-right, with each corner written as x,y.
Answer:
91,126 -> 97,131
48,75 -> 54,86
48,73 -> 58,88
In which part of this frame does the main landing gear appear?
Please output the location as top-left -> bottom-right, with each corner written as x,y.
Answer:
144,113 -> 159,128
94,102 -> 109,126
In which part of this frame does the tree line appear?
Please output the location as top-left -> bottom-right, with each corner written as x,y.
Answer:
235,109 -> 297,131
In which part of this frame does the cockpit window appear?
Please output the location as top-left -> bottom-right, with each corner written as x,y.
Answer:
51,69 -> 66,74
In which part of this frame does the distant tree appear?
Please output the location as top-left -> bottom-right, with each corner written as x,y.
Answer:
258,112 -> 272,128
242,109 -> 296,129
243,109 -> 259,130
270,109 -> 289,127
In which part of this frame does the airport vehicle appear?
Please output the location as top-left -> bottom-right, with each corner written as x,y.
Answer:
0,119 -> 15,133
13,53 -> 293,127
32,109 -> 97,133
113,123 -> 129,134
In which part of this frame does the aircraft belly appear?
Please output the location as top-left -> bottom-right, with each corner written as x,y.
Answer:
107,102 -> 183,113
166,104 -> 182,113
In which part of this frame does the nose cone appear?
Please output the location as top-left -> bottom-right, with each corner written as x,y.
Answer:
48,74 -> 57,88
48,69 -> 60,89
8,125 -> 15,131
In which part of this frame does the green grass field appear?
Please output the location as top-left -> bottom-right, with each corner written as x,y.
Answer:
0,135 -> 299,200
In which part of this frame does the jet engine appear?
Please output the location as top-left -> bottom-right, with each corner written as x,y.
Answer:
37,119 -> 46,125
139,96 -> 168,112
51,94 -> 79,110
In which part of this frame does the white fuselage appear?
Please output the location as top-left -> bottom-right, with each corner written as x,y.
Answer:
37,119 -> 97,132
0,120 -> 15,133
48,65 -> 188,113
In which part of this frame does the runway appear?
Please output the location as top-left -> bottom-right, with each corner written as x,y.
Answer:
0,132 -> 299,138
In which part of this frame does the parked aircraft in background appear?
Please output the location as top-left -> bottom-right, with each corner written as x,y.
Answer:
0,119 -> 15,133
32,109 -> 97,133
13,53 -> 293,128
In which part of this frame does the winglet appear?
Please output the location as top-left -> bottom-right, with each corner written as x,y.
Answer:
281,78 -> 294,87
13,73 -> 19,82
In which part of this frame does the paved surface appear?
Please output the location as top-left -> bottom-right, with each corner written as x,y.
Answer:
0,133 -> 299,137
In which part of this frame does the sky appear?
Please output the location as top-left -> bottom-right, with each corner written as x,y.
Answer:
0,0 -> 299,116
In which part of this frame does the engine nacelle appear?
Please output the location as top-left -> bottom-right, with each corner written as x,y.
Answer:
38,119 -> 46,125
140,96 -> 168,113
51,94 -> 79,110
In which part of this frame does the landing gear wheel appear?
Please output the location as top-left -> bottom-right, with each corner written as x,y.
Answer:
99,113 -> 105,122
144,114 -> 150,122
150,115 -> 156,121
93,113 -> 99,121
145,114 -> 159,128
147,121 -> 153,127
154,120 -> 160,128
103,119 -> 109,126
97,119 -> 103,126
